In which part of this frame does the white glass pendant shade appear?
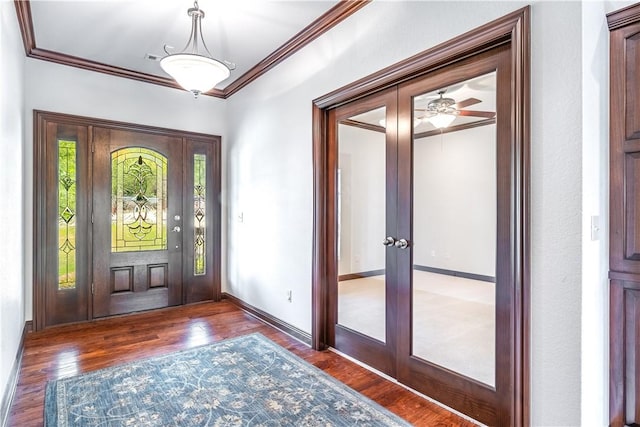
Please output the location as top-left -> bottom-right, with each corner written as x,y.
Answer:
428,113 -> 456,129
160,54 -> 230,96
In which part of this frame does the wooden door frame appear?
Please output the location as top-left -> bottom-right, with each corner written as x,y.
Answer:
33,110 -> 222,330
311,7 -> 530,426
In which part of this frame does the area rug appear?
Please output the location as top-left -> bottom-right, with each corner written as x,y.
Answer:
44,333 -> 410,426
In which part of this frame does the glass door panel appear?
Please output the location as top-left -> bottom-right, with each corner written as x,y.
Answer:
411,72 -> 497,386
337,106 -> 387,343
330,87 -> 398,376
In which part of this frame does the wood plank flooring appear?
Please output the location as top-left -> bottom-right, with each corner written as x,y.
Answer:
8,300 -> 476,426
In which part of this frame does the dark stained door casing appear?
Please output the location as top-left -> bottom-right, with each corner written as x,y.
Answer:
34,111 -> 222,329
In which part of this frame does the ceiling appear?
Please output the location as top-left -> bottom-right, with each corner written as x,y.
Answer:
17,0 -> 367,98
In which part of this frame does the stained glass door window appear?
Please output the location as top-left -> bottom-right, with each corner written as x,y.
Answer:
111,147 -> 168,252
194,154 -> 206,275
58,140 -> 77,290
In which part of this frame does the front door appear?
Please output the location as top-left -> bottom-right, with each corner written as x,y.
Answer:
34,112 -> 222,329
92,128 -> 183,317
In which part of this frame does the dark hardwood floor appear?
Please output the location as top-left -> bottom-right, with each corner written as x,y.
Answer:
8,300 -> 476,426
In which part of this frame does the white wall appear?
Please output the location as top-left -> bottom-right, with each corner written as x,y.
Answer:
338,124 -> 385,275
23,59 -> 228,321
0,0 -> 25,419
225,1 -> 587,425
413,125 -> 496,277
529,2 -> 582,424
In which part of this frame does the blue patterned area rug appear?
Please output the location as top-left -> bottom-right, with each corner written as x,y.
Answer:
45,333 -> 410,426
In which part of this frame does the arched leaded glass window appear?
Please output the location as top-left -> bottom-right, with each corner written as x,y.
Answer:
111,147 -> 167,252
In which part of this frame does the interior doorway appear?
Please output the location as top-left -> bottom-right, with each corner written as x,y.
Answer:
34,112 -> 221,329
312,8 -> 529,426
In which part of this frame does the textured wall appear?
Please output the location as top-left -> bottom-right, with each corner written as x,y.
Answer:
0,0 -> 25,421
225,1 -> 584,425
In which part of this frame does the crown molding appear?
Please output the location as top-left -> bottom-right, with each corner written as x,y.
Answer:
222,0 -> 370,98
607,2 -> 640,31
13,0 -> 370,99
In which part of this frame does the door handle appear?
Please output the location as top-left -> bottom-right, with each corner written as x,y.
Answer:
382,236 -> 396,247
171,226 -> 181,233
395,238 -> 409,249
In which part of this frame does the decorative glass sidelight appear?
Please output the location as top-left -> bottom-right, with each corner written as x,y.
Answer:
111,148 -> 167,252
193,154 -> 206,275
58,140 -> 77,290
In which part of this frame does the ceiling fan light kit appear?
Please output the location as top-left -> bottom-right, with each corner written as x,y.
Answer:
428,113 -> 457,129
160,1 -> 232,97
417,89 -> 496,129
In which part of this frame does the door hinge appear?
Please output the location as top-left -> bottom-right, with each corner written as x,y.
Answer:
91,212 -> 94,224
91,283 -> 94,294
91,142 -> 95,153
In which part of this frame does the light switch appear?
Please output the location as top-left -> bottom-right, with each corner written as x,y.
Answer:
591,215 -> 600,241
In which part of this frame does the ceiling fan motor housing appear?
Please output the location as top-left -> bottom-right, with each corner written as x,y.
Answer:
426,93 -> 458,117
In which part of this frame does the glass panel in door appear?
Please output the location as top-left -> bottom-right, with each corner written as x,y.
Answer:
337,106 -> 387,343
411,72 -> 497,386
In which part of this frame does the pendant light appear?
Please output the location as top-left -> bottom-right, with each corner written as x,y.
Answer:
160,1 -> 232,97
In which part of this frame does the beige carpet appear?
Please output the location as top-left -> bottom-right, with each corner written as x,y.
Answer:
338,270 -> 495,386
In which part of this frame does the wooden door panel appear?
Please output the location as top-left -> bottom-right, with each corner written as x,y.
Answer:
625,152 -> 640,261
610,279 -> 640,426
183,137 -> 222,304
39,118 -> 90,328
328,87 -> 398,377
92,127 -> 183,318
625,32 -> 640,141
396,44 -> 513,427
611,19 -> 640,275
610,7 -> 640,425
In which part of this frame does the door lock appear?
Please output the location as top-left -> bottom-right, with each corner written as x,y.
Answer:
171,226 -> 181,233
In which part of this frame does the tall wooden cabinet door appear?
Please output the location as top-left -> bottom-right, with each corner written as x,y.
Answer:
92,127 -> 183,317
609,5 -> 640,426
610,17 -> 640,275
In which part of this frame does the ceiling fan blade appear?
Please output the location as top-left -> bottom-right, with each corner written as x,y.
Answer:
458,110 -> 496,118
455,97 -> 481,108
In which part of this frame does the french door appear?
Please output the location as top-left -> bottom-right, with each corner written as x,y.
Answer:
34,112 -> 221,329
327,44 -> 519,425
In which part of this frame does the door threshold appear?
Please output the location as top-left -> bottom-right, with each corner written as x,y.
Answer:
327,347 -> 486,427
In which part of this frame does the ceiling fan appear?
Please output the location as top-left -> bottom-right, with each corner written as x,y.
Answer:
417,89 -> 495,128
